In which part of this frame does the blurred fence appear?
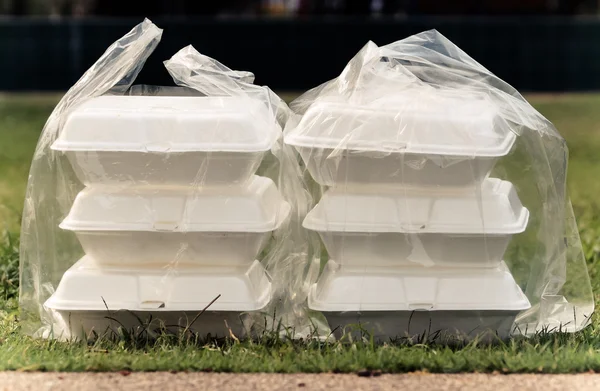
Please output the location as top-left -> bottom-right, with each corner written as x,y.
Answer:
0,16 -> 599,92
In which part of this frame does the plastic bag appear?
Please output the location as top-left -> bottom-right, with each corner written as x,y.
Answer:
19,19 -> 321,339
284,30 -> 593,341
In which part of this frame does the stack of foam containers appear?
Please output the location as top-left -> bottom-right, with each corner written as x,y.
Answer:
285,92 -> 531,342
44,95 -> 290,339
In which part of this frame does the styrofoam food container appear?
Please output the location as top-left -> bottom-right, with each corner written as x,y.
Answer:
52,95 -> 280,186
309,261 -> 531,342
303,178 -> 528,268
44,257 -> 271,340
284,94 -> 515,187
61,176 -> 290,267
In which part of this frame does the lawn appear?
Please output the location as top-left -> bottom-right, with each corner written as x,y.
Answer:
0,93 -> 600,373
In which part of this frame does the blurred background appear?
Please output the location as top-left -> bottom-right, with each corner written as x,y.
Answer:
0,0 -> 599,91
1,0 -> 599,16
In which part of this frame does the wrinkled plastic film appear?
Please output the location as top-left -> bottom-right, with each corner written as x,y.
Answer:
164,46 -> 327,337
285,30 -> 593,340
20,19 -> 163,336
19,19 -> 322,339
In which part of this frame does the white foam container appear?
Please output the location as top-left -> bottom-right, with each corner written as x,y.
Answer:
52,95 -> 280,186
285,95 -> 516,187
44,257 -> 271,340
309,261 -> 531,342
303,178 -> 528,268
61,176 -> 290,267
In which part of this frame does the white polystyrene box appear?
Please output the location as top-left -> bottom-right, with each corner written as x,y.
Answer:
308,261 -> 530,342
285,91 -> 516,187
61,176 -> 290,267
52,95 -> 280,186
303,178 -> 528,268
44,257 -> 271,340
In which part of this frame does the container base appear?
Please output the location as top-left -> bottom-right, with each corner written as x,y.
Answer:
45,308 -> 260,341
323,309 -> 520,343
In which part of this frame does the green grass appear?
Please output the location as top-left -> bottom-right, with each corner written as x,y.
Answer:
0,94 -> 58,233
1,93 -> 600,373
1,323 -> 600,373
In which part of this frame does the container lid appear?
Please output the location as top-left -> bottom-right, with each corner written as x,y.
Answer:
52,95 -> 280,153
61,176 -> 290,233
44,257 -> 271,312
285,90 -> 515,157
303,178 -> 529,234
308,261 -> 531,312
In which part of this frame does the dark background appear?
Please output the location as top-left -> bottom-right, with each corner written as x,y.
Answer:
1,0 -> 599,92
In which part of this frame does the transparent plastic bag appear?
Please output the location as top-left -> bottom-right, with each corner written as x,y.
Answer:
284,30 -> 593,341
19,19 -> 321,339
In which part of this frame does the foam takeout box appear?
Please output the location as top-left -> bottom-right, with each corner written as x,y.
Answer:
285,91 -> 516,188
303,178 -> 528,268
53,95 -> 280,186
308,261 -> 530,342
44,257 -> 272,340
61,176 -> 290,267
